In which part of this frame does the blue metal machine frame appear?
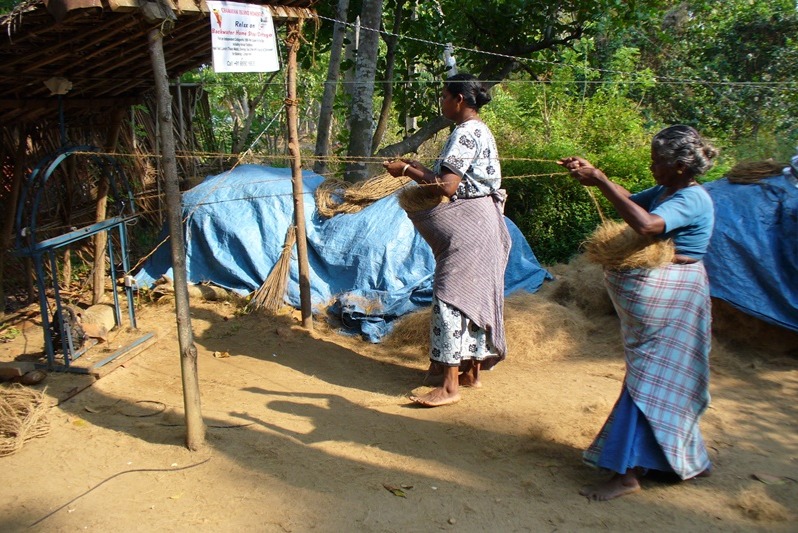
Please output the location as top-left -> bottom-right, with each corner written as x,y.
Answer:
14,144 -> 147,371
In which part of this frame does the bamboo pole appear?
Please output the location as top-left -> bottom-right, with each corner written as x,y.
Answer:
285,20 -> 313,330
147,26 -> 205,450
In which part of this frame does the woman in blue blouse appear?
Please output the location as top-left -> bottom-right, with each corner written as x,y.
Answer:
559,125 -> 718,500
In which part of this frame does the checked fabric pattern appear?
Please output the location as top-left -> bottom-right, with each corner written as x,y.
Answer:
584,263 -> 712,479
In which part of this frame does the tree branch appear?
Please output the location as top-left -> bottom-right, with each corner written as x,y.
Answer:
375,115 -> 452,159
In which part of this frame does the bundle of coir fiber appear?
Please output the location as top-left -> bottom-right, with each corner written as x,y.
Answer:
583,220 -> 674,270
0,384 -> 51,457
726,159 -> 785,184
315,174 -> 411,218
397,183 -> 450,213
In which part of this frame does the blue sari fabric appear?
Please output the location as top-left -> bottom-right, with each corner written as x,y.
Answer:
596,386 -> 673,474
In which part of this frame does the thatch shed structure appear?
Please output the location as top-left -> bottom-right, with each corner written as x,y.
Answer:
1,0 -> 318,449
0,0 -> 317,307
0,0 -> 315,126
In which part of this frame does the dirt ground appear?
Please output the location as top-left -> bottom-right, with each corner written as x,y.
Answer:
1,264 -> 797,533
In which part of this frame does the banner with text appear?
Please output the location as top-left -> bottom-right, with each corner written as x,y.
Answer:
207,1 -> 279,73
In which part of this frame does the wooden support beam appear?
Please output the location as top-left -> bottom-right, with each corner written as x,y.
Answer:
285,19 -> 313,330
147,25 -> 205,451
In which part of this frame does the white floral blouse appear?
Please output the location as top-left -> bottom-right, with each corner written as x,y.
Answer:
433,119 -> 501,199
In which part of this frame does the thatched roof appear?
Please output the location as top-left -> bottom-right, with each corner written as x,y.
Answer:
0,0 -> 316,127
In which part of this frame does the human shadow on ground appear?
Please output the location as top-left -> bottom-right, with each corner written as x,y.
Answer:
10,297 -> 794,530
17,380 -> 742,532
193,306 -> 428,397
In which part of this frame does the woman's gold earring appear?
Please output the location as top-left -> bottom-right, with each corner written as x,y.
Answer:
677,170 -> 683,174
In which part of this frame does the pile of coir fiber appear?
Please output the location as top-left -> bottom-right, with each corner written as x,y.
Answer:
0,384 -> 51,457
383,291 -> 593,364
396,183 -> 450,213
383,254 -> 798,365
725,159 -> 785,184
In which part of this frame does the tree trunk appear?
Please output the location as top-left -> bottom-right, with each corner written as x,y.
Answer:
147,26 -> 205,451
370,1 -> 404,154
343,0 -> 383,182
313,0 -> 349,175
375,115 -> 451,159
376,73 -> 504,159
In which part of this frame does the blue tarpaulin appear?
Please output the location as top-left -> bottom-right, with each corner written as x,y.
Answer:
135,165 -> 552,340
703,170 -> 798,332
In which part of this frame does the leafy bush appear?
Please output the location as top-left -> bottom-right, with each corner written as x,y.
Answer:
481,49 -> 656,265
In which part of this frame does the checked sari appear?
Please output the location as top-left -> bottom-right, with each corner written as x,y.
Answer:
584,263 -> 712,479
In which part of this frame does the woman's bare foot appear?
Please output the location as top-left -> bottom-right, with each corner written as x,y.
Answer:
410,388 -> 461,407
458,361 -> 481,388
458,372 -> 482,388
411,366 -> 460,407
579,469 -> 642,501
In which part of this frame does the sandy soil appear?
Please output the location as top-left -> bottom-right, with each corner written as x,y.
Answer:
1,269 -> 797,533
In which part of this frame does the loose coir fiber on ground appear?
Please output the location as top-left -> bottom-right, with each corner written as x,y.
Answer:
383,254 -> 798,364
0,384 -> 51,457
384,291 -> 593,364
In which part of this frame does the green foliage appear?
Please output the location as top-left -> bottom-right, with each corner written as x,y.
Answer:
181,67 -> 282,153
362,0 -> 665,137
620,0 -> 798,143
131,104 -> 150,140
0,0 -> 17,16
0,326 -> 21,342
174,1 -> 794,265
482,43 -> 656,264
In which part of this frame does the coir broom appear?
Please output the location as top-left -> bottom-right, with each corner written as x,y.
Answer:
247,225 -> 296,313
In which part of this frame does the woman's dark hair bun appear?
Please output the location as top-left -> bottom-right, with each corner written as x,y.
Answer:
445,73 -> 491,110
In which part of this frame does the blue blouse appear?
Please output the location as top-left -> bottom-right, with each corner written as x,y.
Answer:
630,185 -> 715,260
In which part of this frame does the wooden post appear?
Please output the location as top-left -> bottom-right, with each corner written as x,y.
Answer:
0,129 -> 27,316
147,26 -> 205,450
92,107 -> 127,305
286,20 -> 313,330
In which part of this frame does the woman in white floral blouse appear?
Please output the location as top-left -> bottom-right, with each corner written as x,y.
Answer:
384,73 -> 511,407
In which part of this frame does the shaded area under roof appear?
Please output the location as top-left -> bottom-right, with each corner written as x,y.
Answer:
0,0 -> 317,127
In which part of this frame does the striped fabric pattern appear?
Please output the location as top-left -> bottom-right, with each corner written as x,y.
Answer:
584,263 -> 712,479
408,193 -> 511,357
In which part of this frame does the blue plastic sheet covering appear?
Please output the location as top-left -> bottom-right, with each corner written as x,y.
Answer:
135,165 -> 553,341
703,171 -> 798,332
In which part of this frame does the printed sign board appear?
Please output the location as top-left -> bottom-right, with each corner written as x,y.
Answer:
207,1 -> 279,73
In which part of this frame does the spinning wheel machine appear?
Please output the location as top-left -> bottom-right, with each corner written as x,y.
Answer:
14,139 -> 153,373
